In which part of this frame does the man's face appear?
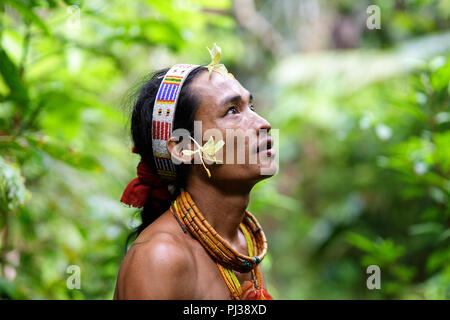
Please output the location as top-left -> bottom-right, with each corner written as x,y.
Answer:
186,70 -> 277,189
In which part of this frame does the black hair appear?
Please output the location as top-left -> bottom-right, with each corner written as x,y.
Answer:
125,66 -> 207,247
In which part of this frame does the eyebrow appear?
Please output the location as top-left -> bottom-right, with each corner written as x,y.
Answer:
219,92 -> 253,107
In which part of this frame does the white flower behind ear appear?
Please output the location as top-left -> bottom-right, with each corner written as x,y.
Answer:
201,136 -> 225,164
182,136 -> 225,178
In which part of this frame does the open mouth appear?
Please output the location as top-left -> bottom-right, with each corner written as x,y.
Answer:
256,136 -> 274,154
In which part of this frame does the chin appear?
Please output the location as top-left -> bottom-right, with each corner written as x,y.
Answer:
257,157 -> 278,178
244,161 -> 278,183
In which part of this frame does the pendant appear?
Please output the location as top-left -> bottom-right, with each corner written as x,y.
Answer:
240,280 -> 273,300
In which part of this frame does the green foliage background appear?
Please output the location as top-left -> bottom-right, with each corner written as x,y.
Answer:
0,0 -> 449,299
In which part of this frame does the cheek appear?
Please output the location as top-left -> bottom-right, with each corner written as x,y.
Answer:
211,116 -> 259,163
219,136 -> 257,168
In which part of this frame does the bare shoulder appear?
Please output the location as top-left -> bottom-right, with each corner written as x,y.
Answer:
115,227 -> 197,299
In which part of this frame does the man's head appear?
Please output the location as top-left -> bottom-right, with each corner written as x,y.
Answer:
167,68 -> 277,192
128,65 -> 277,232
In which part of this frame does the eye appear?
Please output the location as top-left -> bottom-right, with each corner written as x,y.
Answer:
249,104 -> 255,112
226,106 -> 238,115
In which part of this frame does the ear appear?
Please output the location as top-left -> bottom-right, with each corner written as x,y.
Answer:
167,136 -> 194,165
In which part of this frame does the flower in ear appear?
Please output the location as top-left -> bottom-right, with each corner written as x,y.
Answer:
182,136 -> 225,178
206,43 -> 234,78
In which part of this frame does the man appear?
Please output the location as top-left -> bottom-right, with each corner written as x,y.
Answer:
115,52 -> 276,299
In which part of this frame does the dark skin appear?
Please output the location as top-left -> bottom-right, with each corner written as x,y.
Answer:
114,70 -> 277,299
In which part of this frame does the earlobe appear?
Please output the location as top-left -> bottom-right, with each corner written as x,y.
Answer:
167,136 -> 193,165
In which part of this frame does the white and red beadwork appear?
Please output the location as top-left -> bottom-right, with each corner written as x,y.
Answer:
151,64 -> 200,179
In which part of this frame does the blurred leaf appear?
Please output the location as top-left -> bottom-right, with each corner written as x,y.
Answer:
0,48 -> 29,104
0,155 -> 30,212
426,248 -> 450,273
345,232 -> 376,253
25,135 -> 102,171
4,0 -> 50,35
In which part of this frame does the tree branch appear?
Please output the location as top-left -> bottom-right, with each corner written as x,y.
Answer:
232,0 -> 290,57
201,8 -> 232,16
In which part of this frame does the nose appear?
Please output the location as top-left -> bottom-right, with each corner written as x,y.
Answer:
254,113 -> 271,135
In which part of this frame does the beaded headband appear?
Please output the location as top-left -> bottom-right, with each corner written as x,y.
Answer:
151,43 -> 231,180
151,64 -> 200,179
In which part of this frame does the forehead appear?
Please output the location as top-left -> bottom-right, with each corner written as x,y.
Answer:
190,70 -> 249,106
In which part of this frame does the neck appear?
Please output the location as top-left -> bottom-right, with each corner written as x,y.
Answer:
185,176 -> 252,244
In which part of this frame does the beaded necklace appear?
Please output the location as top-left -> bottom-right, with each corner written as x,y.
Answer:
216,223 -> 266,300
170,189 -> 272,300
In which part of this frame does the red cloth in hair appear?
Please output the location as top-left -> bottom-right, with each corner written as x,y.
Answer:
120,159 -> 170,208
